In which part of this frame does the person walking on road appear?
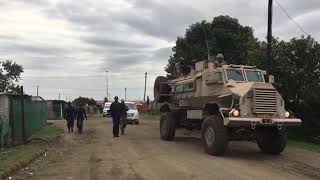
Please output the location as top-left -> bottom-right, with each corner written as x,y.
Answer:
120,99 -> 129,135
110,96 -> 121,138
64,103 -> 76,133
75,105 -> 87,134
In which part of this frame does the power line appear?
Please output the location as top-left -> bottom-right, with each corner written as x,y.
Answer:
274,0 -> 310,36
22,73 -> 163,79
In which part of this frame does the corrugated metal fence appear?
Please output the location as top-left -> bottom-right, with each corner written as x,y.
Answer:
0,94 -> 47,147
11,97 -> 47,143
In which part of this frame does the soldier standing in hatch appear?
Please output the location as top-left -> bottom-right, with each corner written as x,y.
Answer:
110,96 -> 122,137
120,99 -> 129,135
75,105 -> 87,134
64,103 -> 75,133
213,53 -> 226,68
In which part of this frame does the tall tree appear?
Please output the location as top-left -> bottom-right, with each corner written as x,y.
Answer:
165,15 -> 260,77
270,36 -> 320,136
73,97 -> 96,106
0,60 -> 23,94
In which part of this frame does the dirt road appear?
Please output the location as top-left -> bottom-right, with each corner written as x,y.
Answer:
14,117 -> 320,180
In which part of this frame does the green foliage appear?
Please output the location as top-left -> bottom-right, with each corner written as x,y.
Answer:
271,36 -> 320,137
288,139 -> 320,154
0,60 -> 23,94
166,15 -> 260,76
140,113 -> 160,121
73,96 -> 96,106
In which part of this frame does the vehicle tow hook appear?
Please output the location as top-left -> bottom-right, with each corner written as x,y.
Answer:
251,121 -> 256,130
278,122 -> 283,130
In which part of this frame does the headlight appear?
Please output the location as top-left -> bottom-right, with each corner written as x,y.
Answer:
233,109 -> 240,117
285,111 -> 290,118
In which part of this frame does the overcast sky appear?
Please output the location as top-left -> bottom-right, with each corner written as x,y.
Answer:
0,0 -> 319,101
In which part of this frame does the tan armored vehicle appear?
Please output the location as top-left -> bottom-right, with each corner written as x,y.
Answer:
154,57 -> 301,156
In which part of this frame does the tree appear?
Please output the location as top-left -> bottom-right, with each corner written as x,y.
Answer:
270,36 -> 320,137
0,60 -> 23,94
73,97 -> 96,106
165,16 -> 260,77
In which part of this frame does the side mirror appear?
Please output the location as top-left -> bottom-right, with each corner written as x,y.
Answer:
268,75 -> 275,84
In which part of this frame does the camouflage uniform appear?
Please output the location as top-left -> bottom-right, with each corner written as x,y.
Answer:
120,101 -> 129,135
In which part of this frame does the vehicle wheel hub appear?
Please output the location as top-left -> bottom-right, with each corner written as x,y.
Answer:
205,127 -> 215,146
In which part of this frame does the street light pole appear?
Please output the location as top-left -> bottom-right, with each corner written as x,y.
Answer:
106,70 -> 109,100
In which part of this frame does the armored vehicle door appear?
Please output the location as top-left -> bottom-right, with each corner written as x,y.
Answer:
203,69 -> 226,97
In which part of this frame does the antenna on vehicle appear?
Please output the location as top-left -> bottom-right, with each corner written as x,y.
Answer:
201,22 -> 210,61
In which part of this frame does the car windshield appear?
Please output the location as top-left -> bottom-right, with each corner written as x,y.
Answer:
104,104 -> 110,109
226,69 -> 244,81
125,103 -> 137,110
245,70 -> 264,82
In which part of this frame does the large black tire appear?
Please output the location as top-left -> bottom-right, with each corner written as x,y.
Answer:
256,127 -> 287,154
160,112 -> 176,141
201,115 -> 228,156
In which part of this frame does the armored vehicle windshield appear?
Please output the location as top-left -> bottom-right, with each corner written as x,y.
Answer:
223,67 -> 264,83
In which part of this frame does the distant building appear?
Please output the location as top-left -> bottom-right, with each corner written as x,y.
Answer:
46,100 -> 66,120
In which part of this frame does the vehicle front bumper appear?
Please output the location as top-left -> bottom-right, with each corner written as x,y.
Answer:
103,111 -> 110,116
224,117 -> 302,127
127,117 -> 139,122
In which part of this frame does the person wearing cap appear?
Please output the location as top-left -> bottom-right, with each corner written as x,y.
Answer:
110,96 -> 122,137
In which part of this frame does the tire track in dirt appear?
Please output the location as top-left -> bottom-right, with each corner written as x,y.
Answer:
12,118 -> 320,180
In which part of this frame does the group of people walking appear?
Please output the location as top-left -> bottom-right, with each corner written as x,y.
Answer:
64,103 -> 87,134
64,96 -> 129,137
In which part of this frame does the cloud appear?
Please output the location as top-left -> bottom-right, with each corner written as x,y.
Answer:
0,0 -> 319,100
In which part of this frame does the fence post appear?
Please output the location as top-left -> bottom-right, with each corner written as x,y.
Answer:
21,86 -> 26,142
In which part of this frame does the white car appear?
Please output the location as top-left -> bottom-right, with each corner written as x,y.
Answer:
103,102 -> 111,117
125,102 -> 139,124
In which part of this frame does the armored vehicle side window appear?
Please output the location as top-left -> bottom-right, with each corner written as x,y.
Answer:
245,70 -> 264,82
175,84 -> 184,93
206,72 -> 223,84
184,81 -> 194,92
226,69 -> 244,81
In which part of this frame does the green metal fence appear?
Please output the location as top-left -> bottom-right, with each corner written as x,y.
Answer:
12,97 -> 47,143
0,116 -> 10,148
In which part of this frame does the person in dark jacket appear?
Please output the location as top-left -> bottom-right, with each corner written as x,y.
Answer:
120,99 -> 129,135
64,103 -> 75,133
75,105 -> 87,134
110,96 -> 121,137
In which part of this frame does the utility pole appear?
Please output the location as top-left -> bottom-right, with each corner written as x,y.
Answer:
58,93 -> 60,101
20,86 -> 26,142
106,70 -> 109,100
36,85 -> 39,97
125,88 -> 127,101
143,72 -> 147,102
267,0 -> 273,74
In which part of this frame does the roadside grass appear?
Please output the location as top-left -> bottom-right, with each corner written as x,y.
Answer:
0,144 -> 45,178
0,124 -> 63,179
28,124 -> 64,142
140,113 -> 160,121
288,139 -> 320,154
